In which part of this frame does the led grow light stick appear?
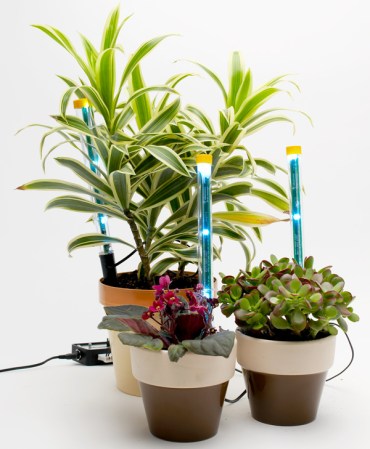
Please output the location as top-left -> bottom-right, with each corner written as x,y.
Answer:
74,98 -> 117,284
196,154 -> 213,298
286,145 -> 303,266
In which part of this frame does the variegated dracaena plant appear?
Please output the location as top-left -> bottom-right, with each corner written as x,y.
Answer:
18,6 -> 304,287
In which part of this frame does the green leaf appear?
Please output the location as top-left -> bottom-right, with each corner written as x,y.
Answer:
250,189 -> 289,212
67,233 -> 134,254
97,315 -> 131,332
235,87 -> 280,124
186,105 -> 214,133
227,51 -> 245,108
96,48 -> 116,115
117,34 -> 173,100
230,284 -> 243,301
46,195 -> 126,220
325,306 -> 339,320
304,256 -> 314,269
144,145 -> 190,177
139,97 -> 181,136
149,257 -> 179,278
187,60 -> 227,104
182,331 -> 235,358
111,105 -> 135,132
254,158 -> 277,174
104,305 -> 147,316
254,177 -> 288,198
213,224 -> 245,241
235,69 -> 252,110
107,145 -> 125,173
55,157 -> 112,195
109,170 -> 131,210
271,314 -> 291,330
129,63 -> 151,129
51,115 -> 94,136
290,309 -> 307,332
17,179 -> 114,205
32,24 -> 95,85
168,344 -> 187,362
78,86 -> 111,126
348,313 -> 359,322
79,33 -> 98,70
213,211 -> 287,226
214,182 -> 252,197
139,176 -> 192,211
290,278 -> 302,293
245,116 -> 295,136
100,5 -> 121,50
118,332 -> 163,350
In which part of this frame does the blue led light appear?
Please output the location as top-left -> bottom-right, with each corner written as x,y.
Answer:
196,156 -> 213,299
287,147 -> 303,265
77,104 -> 111,255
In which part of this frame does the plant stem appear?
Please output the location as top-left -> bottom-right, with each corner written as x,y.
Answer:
124,209 -> 151,282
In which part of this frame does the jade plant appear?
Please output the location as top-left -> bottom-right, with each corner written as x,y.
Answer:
218,255 -> 359,341
18,6 -> 302,288
98,275 -> 235,362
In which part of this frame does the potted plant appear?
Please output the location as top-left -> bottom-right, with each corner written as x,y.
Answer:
18,6 -> 300,290
217,255 -> 359,426
17,6 -> 301,394
98,274 -> 236,442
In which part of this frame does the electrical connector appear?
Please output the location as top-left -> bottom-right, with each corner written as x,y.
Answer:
72,340 -> 112,366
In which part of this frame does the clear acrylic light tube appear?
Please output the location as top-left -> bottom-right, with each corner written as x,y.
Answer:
196,154 -> 213,298
286,145 -> 304,266
74,98 -> 117,284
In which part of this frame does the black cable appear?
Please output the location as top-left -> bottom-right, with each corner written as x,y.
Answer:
114,249 -> 137,267
326,329 -> 354,382
0,353 -> 76,373
225,368 -> 247,404
225,389 -> 247,404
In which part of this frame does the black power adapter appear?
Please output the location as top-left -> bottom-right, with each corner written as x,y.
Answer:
72,340 -> 113,366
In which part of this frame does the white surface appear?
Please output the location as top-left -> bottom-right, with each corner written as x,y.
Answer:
1,0 -> 369,447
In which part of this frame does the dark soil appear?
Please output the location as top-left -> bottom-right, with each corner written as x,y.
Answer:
104,270 -> 199,290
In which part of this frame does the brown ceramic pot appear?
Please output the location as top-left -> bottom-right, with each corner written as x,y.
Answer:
131,345 -> 237,442
236,330 -> 336,426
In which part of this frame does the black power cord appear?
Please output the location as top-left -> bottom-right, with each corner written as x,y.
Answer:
0,353 -> 76,373
0,340 -> 112,373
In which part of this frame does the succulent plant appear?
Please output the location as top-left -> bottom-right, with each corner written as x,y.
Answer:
218,255 -> 359,341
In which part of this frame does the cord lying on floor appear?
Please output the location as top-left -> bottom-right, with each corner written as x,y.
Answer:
0,353 -> 77,373
0,340 -> 112,373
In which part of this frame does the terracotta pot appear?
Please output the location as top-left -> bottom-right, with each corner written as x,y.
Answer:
99,276 -> 200,396
99,279 -> 156,396
236,330 -> 336,426
131,345 -> 237,442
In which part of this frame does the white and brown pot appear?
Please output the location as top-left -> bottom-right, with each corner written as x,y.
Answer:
131,345 -> 237,442
236,330 -> 336,426
99,280 -> 156,396
99,277 -> 199,396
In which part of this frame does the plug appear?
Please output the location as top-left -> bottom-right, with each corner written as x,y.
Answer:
72,340 -> 112,366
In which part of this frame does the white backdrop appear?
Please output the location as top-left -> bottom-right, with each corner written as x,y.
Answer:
0,1 -> 369,445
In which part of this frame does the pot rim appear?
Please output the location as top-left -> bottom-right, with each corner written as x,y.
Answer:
130,345 -> 237,388
236,330 -> 336,375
